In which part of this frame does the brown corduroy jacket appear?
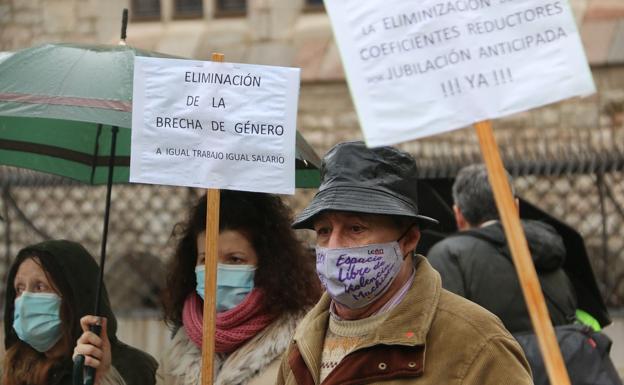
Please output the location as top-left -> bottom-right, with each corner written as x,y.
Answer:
277,256 -> 533,385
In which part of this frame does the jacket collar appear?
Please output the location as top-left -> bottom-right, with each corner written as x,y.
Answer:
165,312 -> 300,385
218,312 -> 300,385
292,256 -> 441,384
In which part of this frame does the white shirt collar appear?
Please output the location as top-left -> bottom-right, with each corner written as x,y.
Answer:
479,219 -> 499,228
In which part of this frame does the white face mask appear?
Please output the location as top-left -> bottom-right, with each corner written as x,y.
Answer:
315,241 -> 405,309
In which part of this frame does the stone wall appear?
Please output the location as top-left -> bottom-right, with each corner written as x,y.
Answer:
1,0 -> 98,50
0,0 -> 607,63
294,67 -> 624,166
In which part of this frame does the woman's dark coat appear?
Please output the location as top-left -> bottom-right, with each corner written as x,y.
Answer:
3,240 -> 157,385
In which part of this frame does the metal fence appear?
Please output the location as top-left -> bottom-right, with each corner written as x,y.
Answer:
0,177 -> 199,315
516,172 -> 624,307
0,165 -> 623,314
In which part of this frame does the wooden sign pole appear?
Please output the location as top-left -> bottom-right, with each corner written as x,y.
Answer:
474,120 -> 571,385
201,52 -> 225,385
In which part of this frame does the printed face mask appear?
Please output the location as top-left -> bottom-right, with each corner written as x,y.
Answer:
195,264 -> 256,312
13,292 -> 63,352
315,241 -> 405,309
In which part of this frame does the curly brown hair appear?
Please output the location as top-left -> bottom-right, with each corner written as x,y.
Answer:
163,190 -> 320,327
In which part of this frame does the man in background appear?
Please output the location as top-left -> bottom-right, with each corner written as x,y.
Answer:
428,164 -> 577,333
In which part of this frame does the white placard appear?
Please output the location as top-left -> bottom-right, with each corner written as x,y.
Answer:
130,57 -> 300,194
324,0 -> 596,147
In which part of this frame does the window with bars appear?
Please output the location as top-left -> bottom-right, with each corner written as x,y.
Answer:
131,0 -> 162,20
215,0 -> 247,17
174,0 -> 204,18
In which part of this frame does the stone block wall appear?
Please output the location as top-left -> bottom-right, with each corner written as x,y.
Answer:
0,0 -> 101,50
293,67 -> 624,169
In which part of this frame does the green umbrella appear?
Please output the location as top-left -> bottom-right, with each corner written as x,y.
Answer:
0,43 -> 321,186
0,39 -> 321,300
0,40 -> 320,385
0,43 -> 154,184
0,41 -> 172,385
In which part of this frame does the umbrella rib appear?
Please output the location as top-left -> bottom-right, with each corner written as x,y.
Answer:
90,124 -> 103,184
0,138 -> 129,167
0,93 -> 132,112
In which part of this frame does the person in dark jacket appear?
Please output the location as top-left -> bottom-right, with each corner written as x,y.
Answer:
2,239 -> 157,385
428,164 -> 577,333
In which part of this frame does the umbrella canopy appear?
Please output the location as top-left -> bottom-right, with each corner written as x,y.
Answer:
0,43 -> 321,187
0,52 -> 13,63
415,177 -> 611,328
0,43 -> 163,184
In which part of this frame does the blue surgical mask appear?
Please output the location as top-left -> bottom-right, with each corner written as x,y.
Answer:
195,264 -> 256,312
13,292 -> 63,352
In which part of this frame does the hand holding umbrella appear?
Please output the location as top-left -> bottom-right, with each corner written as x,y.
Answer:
73,316 -> 112,385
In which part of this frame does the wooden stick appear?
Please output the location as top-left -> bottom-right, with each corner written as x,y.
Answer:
201,52 -> 225,385
474,120 -> 571,385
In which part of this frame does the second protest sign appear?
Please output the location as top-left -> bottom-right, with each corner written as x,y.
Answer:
325,0 -> 595,146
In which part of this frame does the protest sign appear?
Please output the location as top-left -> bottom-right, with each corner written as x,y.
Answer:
324,0 -> 595,146
130,57 -> 300,194
325,1 -> 593,384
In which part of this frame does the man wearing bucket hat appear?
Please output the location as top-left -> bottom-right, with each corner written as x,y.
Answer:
277,141 -> 532,385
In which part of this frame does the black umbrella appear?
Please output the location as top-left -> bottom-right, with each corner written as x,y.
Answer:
415,177 -> 611,328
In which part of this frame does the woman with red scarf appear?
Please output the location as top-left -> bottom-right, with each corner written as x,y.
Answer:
156,190 -> 320,385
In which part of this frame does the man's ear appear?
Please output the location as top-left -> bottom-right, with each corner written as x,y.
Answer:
401,226 -> 421,257
453,204 -> 469,231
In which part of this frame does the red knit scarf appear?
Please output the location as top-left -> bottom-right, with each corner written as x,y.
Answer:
182,289 -> 274,353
